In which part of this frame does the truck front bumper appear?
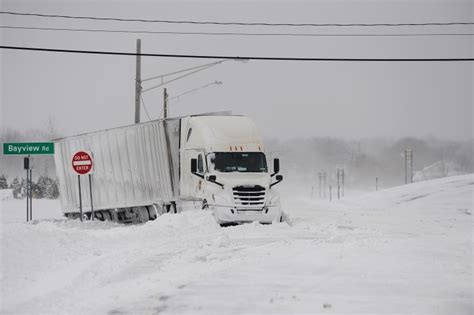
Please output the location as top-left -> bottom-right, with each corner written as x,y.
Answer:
209,204 -> 282,224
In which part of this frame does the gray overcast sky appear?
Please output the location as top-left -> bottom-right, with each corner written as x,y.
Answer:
1,0 -> 473,140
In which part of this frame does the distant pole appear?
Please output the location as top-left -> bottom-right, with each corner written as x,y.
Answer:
163,87 -> 168,118
342,168 -> 345,198
329,185 -> 332,202
323,171 -> 327,199
337,169 -> 340,200
376,177 -> 378,191
404,149 -> 413,184
318,172 -> 322,199
405,149 -> 408,184
134,38 -> 142,124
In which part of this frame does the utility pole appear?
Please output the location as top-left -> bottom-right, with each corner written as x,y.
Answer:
336,168 -> 344,200
318,171 -> 327,199
134,38 -> 142,124
404,149 -> 413,184
318,172 -> 322,199
163,88 -> 168,118
376,177 -> 378,191
341,168 -> 345,198
323,171 -> 327,199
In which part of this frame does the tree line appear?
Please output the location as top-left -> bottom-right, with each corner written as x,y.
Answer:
0,174 -> 60,199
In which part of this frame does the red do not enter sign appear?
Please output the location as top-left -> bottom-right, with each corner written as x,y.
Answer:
72,151 -> 93,175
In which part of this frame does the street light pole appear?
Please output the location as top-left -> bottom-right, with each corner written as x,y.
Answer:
163,88 -> 168,118
134,38 -> 142,124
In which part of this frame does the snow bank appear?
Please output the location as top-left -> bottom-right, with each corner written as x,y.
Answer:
1,175 -> 472,314
413,161 -> 463,182
0,189 -> 12,201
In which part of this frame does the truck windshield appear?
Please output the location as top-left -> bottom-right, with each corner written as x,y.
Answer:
208,152 -> 267,173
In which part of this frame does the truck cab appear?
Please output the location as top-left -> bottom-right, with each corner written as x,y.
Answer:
180,115 -> 283,224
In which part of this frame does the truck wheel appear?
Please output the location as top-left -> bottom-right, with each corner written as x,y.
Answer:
172,203 -> 178,214
137,207 -> 149,223
93,212 -> 104,221
147,205 -> 158,220
279,212 -> 291,225
102,211 -> 112,221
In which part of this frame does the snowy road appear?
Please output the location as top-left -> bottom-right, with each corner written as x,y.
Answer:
1,175 -> 472,314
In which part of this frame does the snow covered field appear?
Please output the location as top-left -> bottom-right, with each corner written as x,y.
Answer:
1,175 -> 472,314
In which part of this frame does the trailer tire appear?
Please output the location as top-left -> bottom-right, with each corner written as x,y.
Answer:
138,207 -> 149,223
171,203 -> 177,214
94,212 -> 104,221
278,211 -> 292,225
147,205 -> 158,220
66,213 -> 74,220
102,211 -> 112,221
165,203 -> 177,214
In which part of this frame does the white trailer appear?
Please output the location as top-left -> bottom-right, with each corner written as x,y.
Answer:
54,113 -> 283,224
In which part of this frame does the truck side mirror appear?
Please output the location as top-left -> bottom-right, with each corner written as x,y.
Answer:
272,158 -> 280,176
208,175 -> 217,182
191,158 -> 197,173
205,174 -> 224,188
270,174 -> 283,188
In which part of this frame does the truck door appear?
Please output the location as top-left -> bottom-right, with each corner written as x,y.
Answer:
181,149 -> 205,199
195,153 -> 205,198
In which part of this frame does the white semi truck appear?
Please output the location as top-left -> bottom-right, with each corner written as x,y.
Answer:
54,113 -> 283,224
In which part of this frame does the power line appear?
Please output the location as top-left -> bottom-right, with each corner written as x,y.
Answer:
1,45 -> 473,61
1,11 -> 473,27
1,25 -> 473,37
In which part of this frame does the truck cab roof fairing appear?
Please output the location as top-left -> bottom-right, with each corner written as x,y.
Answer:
184,116 -> 263,150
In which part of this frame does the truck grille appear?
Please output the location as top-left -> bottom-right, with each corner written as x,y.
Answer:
233,185 -> 266,210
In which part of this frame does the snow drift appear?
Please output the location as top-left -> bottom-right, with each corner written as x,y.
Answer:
1,175 -> 472,314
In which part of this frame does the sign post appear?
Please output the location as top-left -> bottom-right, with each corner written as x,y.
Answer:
29,168 -> 32,220
77,175 -> 83,221
72,151 -> 94,222
88,174 -> 94,221
24,156 -> 30,221
3,142 -> 55,223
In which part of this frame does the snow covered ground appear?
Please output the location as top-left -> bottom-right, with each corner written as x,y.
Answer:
1,175 -> 472,314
